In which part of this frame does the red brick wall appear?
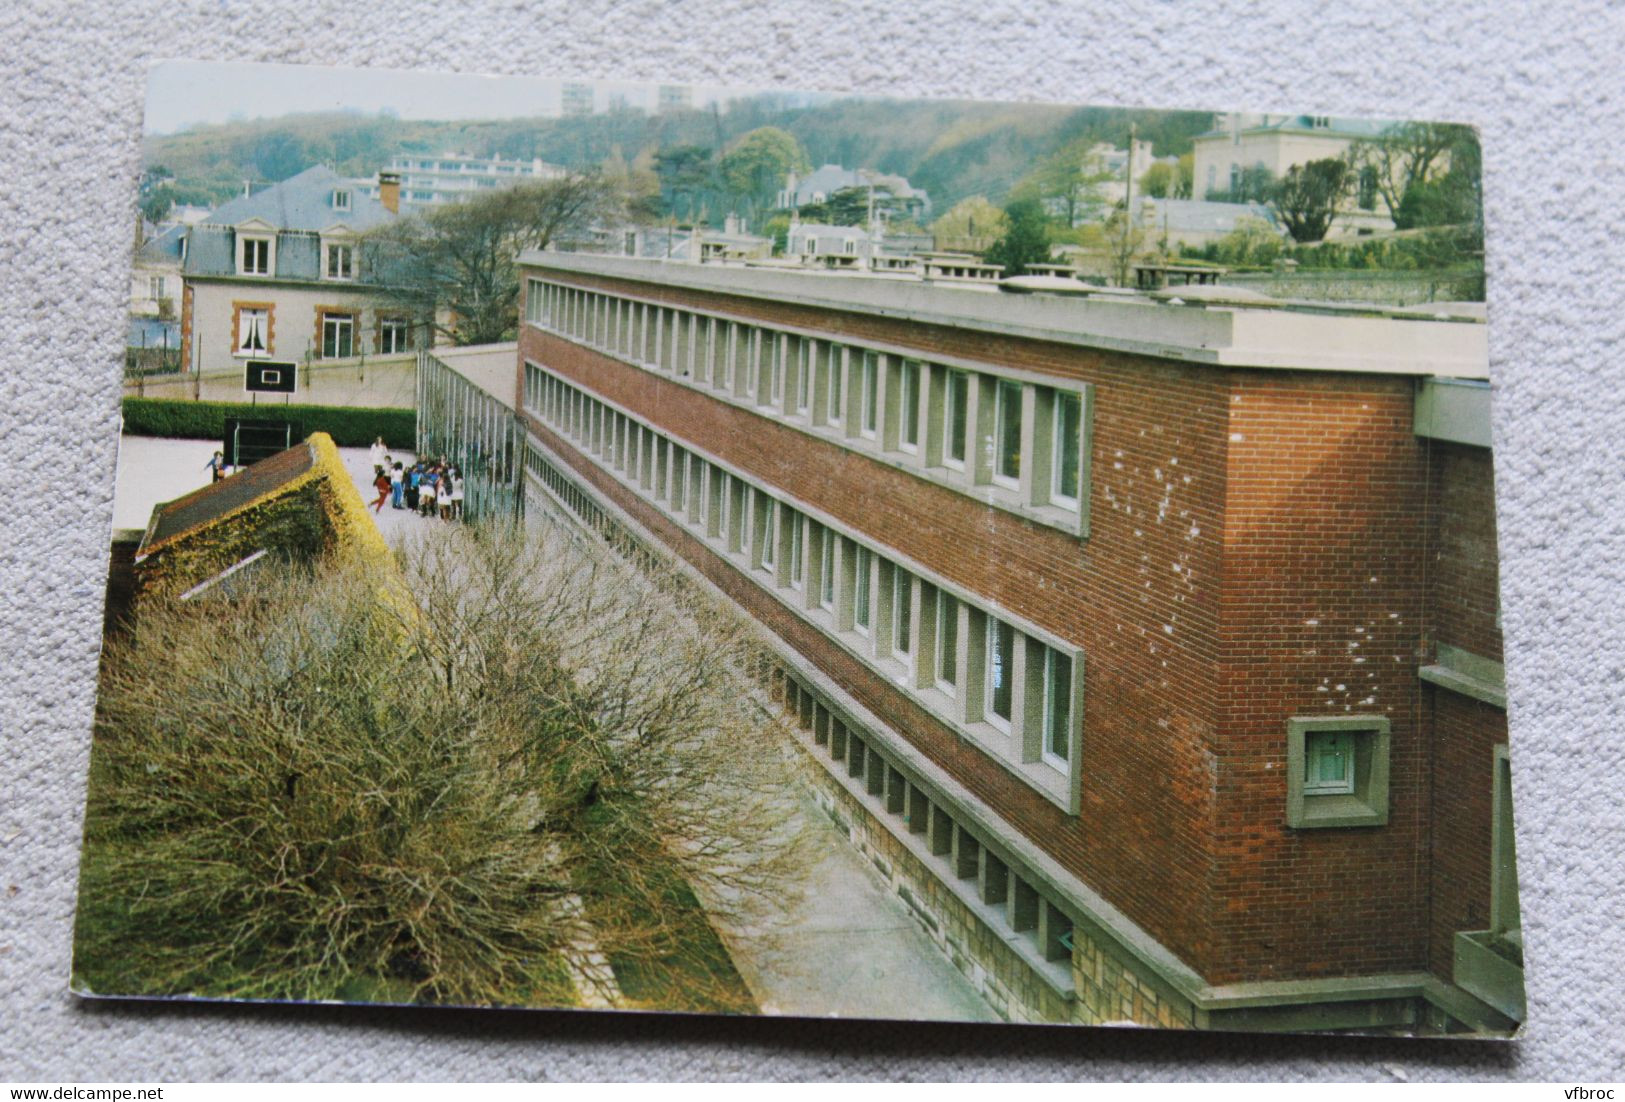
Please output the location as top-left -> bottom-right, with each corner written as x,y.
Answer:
1426,687 -> 1507,975
1212,370 -> 1432,981
515,269 -> 1504,989
517,292 -> 1233,977
1429,442 -> 1503,662
1423,439 -> 1508,979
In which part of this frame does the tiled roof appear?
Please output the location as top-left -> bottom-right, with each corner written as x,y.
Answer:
1196,115 -> 1398,140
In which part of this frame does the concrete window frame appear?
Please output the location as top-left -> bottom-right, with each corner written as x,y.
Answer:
521,281 -> 1095,538
817,524 -> 836,612
934,591 -> 959,697
859,350 -> 880,439
786,509 -> 805,591
524,365 -> 1088,812
943,367 -> 970,470
890,565 -> 914,661
792,336 -> 813,419
1049,388 -> 1085,508
853,544 -> 874,636
1285,715 -> 1391,828
985,615 -> 1016,733
1038,645 -> 1077,771
755,490 -> 777,575
822,342 -> 844,428
992,378 -> 1024,488
897,358 -> 923,453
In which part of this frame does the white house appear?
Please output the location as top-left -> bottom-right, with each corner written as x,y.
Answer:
1190,113 -> 1396,237
178,166 -> 430,378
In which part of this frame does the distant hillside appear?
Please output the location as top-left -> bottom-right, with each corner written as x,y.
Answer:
143,94 -> 1216,218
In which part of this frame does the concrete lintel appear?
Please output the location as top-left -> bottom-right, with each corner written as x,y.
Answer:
1420,643 -> 1507,709
1415,376 -> 1494,446
1200,971 -> 1433,1010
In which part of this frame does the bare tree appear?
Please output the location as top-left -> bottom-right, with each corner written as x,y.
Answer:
1348,122 -> 1475,224
76,523 -> 810,1009
1103,205 -> 1149,287
363,175 -> 623,347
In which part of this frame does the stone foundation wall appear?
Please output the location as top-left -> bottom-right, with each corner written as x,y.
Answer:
806,768 -> 1070,1024
1072,928 -> 1195,1029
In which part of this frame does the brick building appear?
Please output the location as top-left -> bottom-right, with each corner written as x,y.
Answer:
499,252 -> 1519,1034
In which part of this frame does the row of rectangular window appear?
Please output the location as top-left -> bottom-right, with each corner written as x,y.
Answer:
772,670 -> 1075,971
231,304 -> 413,358
524,278 -> 1090,536
525,362 -> 1082,806
514,441 -> 1079,981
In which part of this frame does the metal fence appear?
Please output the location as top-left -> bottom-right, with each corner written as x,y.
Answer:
414,349 -> 523,526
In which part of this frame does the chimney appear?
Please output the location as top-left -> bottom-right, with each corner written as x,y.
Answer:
724,212 -> 739,236
378,171 -> 401,214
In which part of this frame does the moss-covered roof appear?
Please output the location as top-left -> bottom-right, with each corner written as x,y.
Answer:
139,441 -> 315,556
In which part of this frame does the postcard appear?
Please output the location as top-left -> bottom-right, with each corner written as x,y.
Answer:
78,59 -> 1519,1037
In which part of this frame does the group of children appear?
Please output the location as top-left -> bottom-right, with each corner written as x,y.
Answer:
368,437 -> 463,521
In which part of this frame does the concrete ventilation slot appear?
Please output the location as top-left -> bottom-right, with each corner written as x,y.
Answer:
773,668 -> 1077,993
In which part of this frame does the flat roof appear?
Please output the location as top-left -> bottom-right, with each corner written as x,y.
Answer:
519,252 -> 1489,380
427,342 -> 519,408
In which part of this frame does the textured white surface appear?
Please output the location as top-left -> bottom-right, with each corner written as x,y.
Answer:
2,0 -> 1621,1081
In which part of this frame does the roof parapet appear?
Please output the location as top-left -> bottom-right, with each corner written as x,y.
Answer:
519,251 -> 1489,380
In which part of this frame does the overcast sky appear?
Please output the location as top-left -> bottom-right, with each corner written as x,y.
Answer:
143,60 -> 773,135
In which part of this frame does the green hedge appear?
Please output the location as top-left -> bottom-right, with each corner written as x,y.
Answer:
122,398 -> 416,450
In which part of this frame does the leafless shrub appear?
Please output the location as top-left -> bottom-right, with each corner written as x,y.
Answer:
76,521 -> 810,1010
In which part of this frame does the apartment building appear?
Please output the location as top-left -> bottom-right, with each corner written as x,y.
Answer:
353,152 -> 567,209
502,252 -> 1518,1034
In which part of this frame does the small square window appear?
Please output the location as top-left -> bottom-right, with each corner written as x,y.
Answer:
1286,716 -> 1391,828
1304,731 -> 1355,795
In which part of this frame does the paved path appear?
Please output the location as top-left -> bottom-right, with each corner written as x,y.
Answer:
718,789 -> 997,1022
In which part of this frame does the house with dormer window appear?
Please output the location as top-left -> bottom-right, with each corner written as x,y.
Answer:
178,165 -> 430,378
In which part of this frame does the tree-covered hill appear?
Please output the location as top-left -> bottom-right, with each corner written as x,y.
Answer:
143,93 -> 1216,220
